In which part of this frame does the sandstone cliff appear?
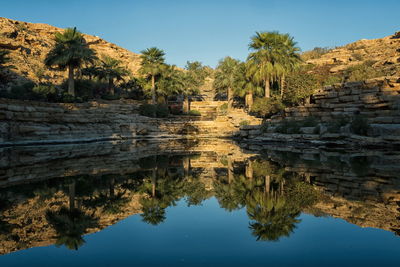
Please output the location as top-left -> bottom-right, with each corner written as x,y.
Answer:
305,32 -> 400,75
0,17 -> 142,88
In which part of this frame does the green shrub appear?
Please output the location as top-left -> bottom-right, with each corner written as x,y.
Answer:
188,110 -> 201,116
350,115 -> 370,135
156,104 -> 169,118
139,104 -> 169,118
32,84 -> 57,101
345,61 -> 385,82
322,75 -> 342,86
239,120 -> 249,127
284,72 -> 319,105
9,82 -> 35,99
60,93 -> 77,103
101,94 -> 121,100
250,97 -> 285,118
219,103 -> 228,115
139,104 -> 157,117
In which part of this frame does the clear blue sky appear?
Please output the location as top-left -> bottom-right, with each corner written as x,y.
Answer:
1,0 -> 399,68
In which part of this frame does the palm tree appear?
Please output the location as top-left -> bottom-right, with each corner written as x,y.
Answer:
213,57 -> 241,109
95,55 -> 130,95
157,64 -> 183,103
234,62 -> 264,109
181,61 -> 207,112
139,47 -> 165,104
247,31 -> 301,98
45,27 -> 97,96
46,206 -> 99,250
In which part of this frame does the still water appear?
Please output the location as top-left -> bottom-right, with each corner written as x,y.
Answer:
0,140 -> 400,266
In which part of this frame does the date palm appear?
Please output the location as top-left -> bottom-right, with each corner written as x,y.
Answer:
45,27 -> 97,96
139,47 -> 165,104
96,55 -> 130,95
234,62 -> 263,109
214,57 -> 241,109
247,31 -> 301,98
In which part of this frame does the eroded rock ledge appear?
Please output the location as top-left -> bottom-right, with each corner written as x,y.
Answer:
238,76 -> 400,149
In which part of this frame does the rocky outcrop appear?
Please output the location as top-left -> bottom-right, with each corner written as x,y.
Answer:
238,76 -> 400,148
306,33 -> 400,75
0,17 -> 142,89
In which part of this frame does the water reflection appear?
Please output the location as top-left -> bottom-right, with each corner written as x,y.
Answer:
0,141 -> 400,255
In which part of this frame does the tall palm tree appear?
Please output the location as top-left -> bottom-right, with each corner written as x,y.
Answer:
139,47 -> 165,104
95,55 -> 130,95
213,57 -> 241,109
45,27 -> 97,96
247,31 -> 301,98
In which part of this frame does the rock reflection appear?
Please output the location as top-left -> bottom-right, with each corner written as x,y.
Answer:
0,141 -> 399,254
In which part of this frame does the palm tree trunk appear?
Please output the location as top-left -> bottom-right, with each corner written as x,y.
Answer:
246,160 -> 253,180
69,181 -> 76,211
108,78 -> 114,95
265,175 -> 271,193
280,74 -> 285,98
151,168 -> 157,198
68,64 -> 75,96
151,75 -> 156,105
227,158 -> 233,184
228,87 -> 233,109
183,95 -> 190,113
245,92 -> 254,110
264,78 -> 270,98
109,178 -> 115,197
184,157 -> 190,179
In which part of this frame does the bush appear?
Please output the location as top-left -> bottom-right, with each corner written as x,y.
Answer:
139,104 -> 157,117
350,115 -> 370,135
250,97 -> 285,118
139,104 -> 169,118
284,71 -> 319,105
219,103 -> 228,115
60,93 -> 84,103
32,84 -> 57,101
9,82 -> 36,99
101,94 -> 121,101
322,75 -> 342,86
345,61 -> 385,82
188,110 -> 201,116
156,104 -> 169,118
239,120 -> 249,126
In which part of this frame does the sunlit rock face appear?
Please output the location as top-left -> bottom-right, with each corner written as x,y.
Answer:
0,17 -> 142,89
1,140 -> 400,255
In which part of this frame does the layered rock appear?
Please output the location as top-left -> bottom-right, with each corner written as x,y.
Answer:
239,76 -> 400,147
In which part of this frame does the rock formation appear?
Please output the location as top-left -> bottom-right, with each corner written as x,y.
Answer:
0,17 -> 142,88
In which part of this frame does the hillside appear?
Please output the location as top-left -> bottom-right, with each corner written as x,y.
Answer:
304,32 -> 400,80
0,17 -> 142,88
